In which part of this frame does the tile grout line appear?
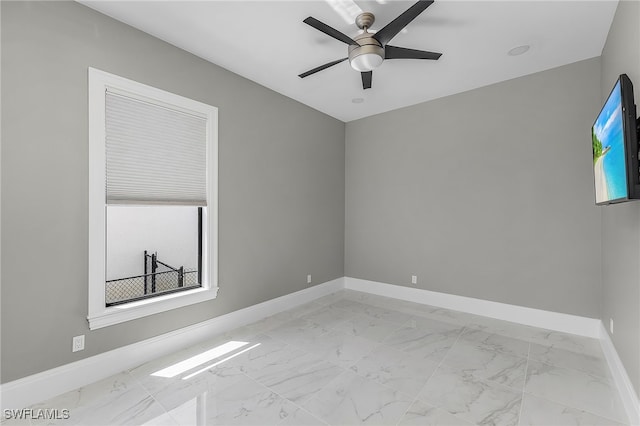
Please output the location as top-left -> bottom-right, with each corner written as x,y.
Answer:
277,296 -> 454,425
124,369 -> 180,425
278,368 -> 353,425
393,323 -> 469,426
333,301 -> 443,384
517,341 -> 531,425
238,369 -> 330,425
521,391 -> 629,425
530,354 -> 615,383
252,293 -> 353,424
273,298 -> 409,374
520,346 -> 627,425
226,331 -> 342,424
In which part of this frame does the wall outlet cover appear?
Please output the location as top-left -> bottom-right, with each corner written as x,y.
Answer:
72,335 -> 85,352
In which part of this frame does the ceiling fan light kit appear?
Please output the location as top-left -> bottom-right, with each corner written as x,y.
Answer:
299,0 -> 442,90
348,35 -> 384,72
349,12 -> 383,72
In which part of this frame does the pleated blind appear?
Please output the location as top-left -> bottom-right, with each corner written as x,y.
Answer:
105,90 -> 208,206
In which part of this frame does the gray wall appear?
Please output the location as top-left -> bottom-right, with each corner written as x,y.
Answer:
1,1 -> 345,383
345,58 -> 603,318
600,0 -> 640,395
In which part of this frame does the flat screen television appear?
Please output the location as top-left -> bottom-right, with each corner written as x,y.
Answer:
592,74 -> 640,205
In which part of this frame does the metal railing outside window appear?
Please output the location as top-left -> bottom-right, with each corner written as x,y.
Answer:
105,251 -> 201,306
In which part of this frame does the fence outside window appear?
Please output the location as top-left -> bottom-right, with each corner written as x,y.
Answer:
105,251 -> 200,306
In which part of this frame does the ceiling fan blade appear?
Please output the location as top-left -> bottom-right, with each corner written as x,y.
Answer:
385,45 -> 442,60
303,17 -> 359,46
298,58 -> 348,78
361,71 -> 372,90
373,0 -> 434,46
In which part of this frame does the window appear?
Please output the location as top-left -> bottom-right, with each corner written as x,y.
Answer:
105,205 -> 203,306
88,68 -> 218,330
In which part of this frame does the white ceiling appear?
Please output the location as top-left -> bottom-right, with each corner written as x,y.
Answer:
80,0 -> 618,122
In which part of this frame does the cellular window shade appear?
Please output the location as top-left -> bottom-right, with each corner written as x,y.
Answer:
105,91 -> 207,206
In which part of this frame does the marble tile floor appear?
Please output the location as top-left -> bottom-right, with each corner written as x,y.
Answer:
3,290 -> 629,426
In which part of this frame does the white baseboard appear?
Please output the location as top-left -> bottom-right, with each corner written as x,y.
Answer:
4,274 -> 636,424
0,277 -> 344,411
345,278 -> 640,423
599,323 -> 640,425
344,277 -> 601,338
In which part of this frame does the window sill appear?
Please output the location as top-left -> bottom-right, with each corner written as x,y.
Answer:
87,286 -> 219,330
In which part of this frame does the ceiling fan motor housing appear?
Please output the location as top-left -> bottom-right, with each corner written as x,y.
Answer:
348,32 -> 384,72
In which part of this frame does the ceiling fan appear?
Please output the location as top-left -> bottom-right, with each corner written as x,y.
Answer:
298,0 -> 442,90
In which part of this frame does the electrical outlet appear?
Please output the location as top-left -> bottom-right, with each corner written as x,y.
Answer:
411,275 -> 417,285
610,318 -> 614,334
72,335 -> 85,352
307,274 -> 312,284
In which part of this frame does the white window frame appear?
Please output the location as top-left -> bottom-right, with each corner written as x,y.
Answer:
88,68 -> 218,330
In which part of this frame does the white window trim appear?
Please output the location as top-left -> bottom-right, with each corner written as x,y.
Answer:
88,68 -> 218,330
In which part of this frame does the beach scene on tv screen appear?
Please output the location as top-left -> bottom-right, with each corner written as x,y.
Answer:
593,81 -> 627,203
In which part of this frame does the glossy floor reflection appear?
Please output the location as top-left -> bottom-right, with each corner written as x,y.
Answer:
6,290 -> 629,425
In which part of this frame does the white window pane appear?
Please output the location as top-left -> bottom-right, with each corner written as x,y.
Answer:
106,205 -> 201,305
